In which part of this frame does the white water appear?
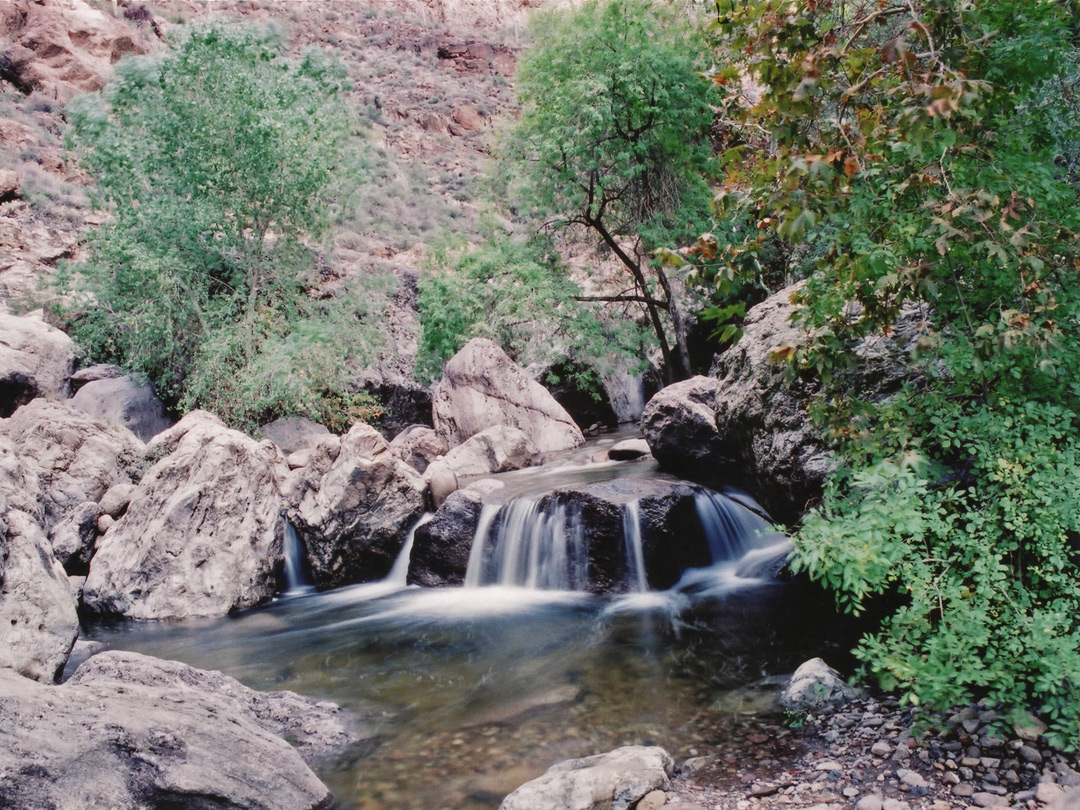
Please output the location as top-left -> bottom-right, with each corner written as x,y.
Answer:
281,520 -> 315,596
622,500 -> 647,593
387,512 -> 434,586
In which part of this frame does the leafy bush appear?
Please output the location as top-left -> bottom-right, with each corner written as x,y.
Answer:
60,23 -> 383,432
711,0 -> 1080,744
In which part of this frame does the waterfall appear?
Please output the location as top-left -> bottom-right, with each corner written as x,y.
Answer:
465,498 -> 588,590
387,512 -> 435,586
693,489 -> 771,563
281,520 -> 315,595
622,501 -> 647,593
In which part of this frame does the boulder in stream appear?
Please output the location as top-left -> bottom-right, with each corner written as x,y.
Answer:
499,745 -> 674,810
82,411 -> 288,619
286,423 -> 427,588
0,650 -> 351,810
432,338 -> 584,454
425,424 -> 538,505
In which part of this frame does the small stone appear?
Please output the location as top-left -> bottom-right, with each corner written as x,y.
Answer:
856,794 -> 884,810
881,800 -> 911,810
815,761 -> 843,772
872,742 -> 893,757
982,758 -> 1003,770
954,784 -> 976,798
963,758 -> 982,769
96,514 -> 115,534
1020,746 -> 1044,765
929,803 -> 952,810
945,773 -> 961,786
1034,783 -> 1065,804
844,788 -> 860,799
971,792 -> 1008,807
964,719 -> 983,734
638,790 -> 668,810
1013,715 -> 1049,742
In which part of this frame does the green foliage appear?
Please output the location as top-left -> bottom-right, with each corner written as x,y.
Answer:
711,1 -> 1080,743
416,234 -> 651,387
59,24 -> 383,432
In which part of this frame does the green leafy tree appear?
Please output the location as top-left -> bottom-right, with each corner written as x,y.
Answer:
61,24 -> 382,431
710,1 -> 1080,743
508,0 -> 716,382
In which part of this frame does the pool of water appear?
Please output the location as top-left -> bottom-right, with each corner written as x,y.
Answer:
83,575 -> 855,810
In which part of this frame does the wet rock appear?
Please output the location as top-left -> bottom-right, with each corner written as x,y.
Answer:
260,416 -> 332,455
608,438 -> 651,461
70,374 -> 173,442
500,745 -> 674,810
286,423 -> 427,588
83,412 -> 288,619
408,484 -> 487,587
433,338 -> 584,454
389,424 -> 448,474
0,311 -> 75,416
640,376 -> 726,474
780,658 -> 857,713
1,399 -> 143,542
0,436 -> 78,682
0,651 -> 339,810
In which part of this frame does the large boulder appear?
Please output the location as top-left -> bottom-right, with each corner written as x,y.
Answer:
432,338 -> 584,453
499,746 -> 675,810
260,416 -> 332,455
407,483 -> 492,587
82,411 -> 289,619
0,436 -> 78,682
1,399 -> 145,540
285,423 -> 427,588
425,424 -> 537,505
0,0 -> 152,101
389,423 -> 448,474
780,657 -> 857,713
0,650 -> 348,810
71,374 -> 173,442
640,376 -> 729,474
0,311 -> 75,416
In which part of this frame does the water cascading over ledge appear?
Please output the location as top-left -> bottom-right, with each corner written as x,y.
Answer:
411,477 -> 782,594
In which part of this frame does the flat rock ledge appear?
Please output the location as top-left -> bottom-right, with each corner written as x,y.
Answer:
0,650 -> 366,810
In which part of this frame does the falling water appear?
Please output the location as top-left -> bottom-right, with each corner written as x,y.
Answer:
387,512 -> 435,586
693,489 -> 772,563
622,500 -> 647,592
281,519 -> 315,595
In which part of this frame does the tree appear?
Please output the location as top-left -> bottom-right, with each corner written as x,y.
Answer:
711,1 -> 1080,744
508,0 -> 716,383
61,24 -> 382,431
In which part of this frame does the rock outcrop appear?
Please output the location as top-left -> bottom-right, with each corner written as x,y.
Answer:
286,423 -> 427,588
499,746 -> 675,810
82,411 -> 288,619
0,312 -> 75,416
433,338 -> 584,454
1,399 -> 144,539
0,435 -> 78,682
0,0 -> 153,101
70,374 -> 173,442
0,650 -> 348,810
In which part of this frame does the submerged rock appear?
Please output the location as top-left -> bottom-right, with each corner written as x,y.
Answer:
82,411 -> 288,619
0,436 -> 78,682
0,650 -> 345,810
286,423 -> 427,588
499,745 -> 675,810
433,338 -> 584,454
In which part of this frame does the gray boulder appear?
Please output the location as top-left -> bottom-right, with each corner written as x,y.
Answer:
0,650 -> 348,810
0,436 -> 78,682
82,411 -> 289,619
285,423 -> 427,588
0,311 -> 74,417
0,398 -> 144,538
407,484 -> 490,587
640,375 -> 729,474
260,416 -> 332,455
499,746 -> 674,810
432,338 -> 584,453
780,657 -> 857,713
425,424 -> 537,506
68,363 -> 125,392
389,423 -> 448,474
71,374 -> 173,442
48,500 -> 102,574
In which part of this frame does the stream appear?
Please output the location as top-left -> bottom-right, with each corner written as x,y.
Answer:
81,436 -> 854,810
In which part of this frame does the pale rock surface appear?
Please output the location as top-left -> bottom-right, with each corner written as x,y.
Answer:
500,745 -> 675,810
0,168 -> 19,200
97,480 -> 135,517
424,424 -> 537,504
71,374 -> 173,442
433,338 -> 583,453
607,438 -> 651,461
68,363 -> 125,392
389,423 -> 448,474
640,376 -> 727,472
0,436 -> 78,682
82,411 -> 288,619
0,311 -> 75,415
47,499 -> 101,573
0,0 -> 152,101
260,416 -> 332,455
0,398 -> 143,536
0,650 -> 348,810
780,658 -> 857,713
286,423 -> 427,588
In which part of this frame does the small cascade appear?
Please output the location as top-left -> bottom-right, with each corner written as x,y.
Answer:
281,520 -> 315,596
693,489 -> 772,563
386,512 -> 435,587
621,501 -> 647,593
465,498 -> 588,590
